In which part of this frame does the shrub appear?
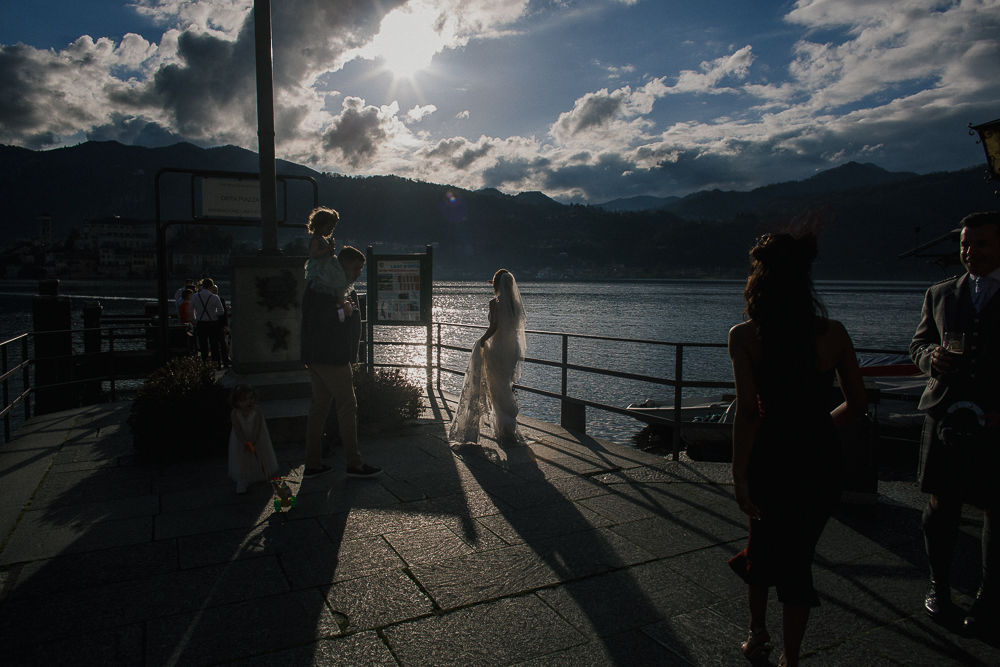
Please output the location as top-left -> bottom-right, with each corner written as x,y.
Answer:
127,356 -> 231,462
353,365 -> 423,432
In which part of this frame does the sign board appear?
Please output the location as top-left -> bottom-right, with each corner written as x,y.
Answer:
367,250 -> 433,326
201,179 -> 261,218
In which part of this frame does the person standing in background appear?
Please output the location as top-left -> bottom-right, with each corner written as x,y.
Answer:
910,211 -> 1000,634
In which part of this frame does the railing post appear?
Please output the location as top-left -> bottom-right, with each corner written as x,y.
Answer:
560,333 -> 585,433
426,321 -> 432,387
108,328 -> 116,403
672,344 -> 683,461
2,344 -> 8,442
435,323 -> 441,388
22,336 -> 30,421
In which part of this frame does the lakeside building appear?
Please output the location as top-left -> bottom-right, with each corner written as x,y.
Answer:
1,215 -> 234,278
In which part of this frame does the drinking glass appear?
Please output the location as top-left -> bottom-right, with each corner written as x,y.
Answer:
943,332 -> 965,356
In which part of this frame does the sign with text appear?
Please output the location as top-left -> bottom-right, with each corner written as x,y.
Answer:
367,250 -> 433,326
201,179 -> 261,218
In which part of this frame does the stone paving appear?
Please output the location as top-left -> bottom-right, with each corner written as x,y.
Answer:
0,388 -> 998,666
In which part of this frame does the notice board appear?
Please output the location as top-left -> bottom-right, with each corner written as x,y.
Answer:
366,248 -> 433,326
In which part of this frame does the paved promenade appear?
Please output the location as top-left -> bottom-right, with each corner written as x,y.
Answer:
0,389 -> 997,666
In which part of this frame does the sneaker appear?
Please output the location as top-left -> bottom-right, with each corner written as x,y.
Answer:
346,463 -> 382,478
236,481 -> 248,494
302,464 -> 334,478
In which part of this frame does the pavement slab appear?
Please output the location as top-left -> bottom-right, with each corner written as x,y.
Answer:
535,558 -> 720,638
1,514 -> 154,565
383,594 -> 585,667
324,568 -> 435,631
7,539 -> 178,600
642,606 -> 748,666
0,398 -> 997,666
144,588 -> 342,667
236,631 -> 400,667
515,628 -> 687,667
7,622 -> 146,667
0,555 -> 289,648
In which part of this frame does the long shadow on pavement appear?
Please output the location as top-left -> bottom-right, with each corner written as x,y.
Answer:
0,402 -> 424,666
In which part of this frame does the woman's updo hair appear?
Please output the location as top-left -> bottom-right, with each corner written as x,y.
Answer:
749,233 -> 817,274
490,268 -> 512,292
744,232 -> 827,365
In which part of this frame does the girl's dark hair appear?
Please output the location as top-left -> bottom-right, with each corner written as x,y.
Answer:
230,384 -> 258,409
307,207 -> 339,234
744,233 -> 827,366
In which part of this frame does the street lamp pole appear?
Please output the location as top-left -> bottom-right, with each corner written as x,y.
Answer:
253,0 -> 279,253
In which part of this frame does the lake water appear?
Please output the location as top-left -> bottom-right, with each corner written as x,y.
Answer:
0,278 -> 934,445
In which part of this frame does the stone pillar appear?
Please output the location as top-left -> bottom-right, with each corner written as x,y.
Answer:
33,279 -> 75,414
230,256 -> 306,373
81,300 -> 103,404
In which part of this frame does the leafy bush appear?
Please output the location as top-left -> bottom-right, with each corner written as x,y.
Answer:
127,356 -> 231,462
353,365 -> 423,432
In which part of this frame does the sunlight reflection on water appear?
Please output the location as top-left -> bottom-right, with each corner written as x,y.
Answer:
372,279 -> 928,444
1,278 -> 930,445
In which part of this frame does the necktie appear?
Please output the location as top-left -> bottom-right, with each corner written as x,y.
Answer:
973,276 -> 993,313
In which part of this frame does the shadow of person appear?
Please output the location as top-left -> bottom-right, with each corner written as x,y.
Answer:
0,402 -> 416,665
408,422 -> 738,666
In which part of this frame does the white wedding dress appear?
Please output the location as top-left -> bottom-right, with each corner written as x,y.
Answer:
449,273 -> 527,445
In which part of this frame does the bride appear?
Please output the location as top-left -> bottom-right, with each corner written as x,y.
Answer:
449,269 -> 527,445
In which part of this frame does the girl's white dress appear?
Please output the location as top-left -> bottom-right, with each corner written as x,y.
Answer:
449,273 -> 528,445
229,407 -> 279,484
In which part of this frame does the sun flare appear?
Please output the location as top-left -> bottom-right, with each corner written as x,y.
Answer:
367,4 -> 448,79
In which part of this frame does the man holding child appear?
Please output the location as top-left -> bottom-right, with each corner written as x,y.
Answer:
300,207 -> 381,479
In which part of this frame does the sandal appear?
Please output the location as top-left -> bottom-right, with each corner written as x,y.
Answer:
742,628 -> 773,663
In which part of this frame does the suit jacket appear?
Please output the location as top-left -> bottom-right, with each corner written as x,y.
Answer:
910,273 -> 1000,412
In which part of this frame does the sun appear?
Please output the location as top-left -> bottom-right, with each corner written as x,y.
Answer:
367,4 -> 448,79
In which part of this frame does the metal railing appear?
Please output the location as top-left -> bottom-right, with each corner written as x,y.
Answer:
367,320 -> 913,459
1,323 -> 191,443
1,334 -> 31,443
4,312 -> 916,455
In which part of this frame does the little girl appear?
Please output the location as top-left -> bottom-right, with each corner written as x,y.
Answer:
304,206 -> 351,316
229,384 -> 279,493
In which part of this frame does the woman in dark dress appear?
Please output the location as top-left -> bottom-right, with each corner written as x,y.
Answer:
727,233 -> 866,666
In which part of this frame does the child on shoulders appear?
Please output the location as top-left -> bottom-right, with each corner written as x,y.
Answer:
304,207 -> 352,317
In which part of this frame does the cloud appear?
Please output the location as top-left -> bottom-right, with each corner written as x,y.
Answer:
132,0 -> 251,38
1,0 -> 998,204
550,79 -> 667,143
321,97 -> 402,167
664,45 -> 754,94
406,104 -> 437,123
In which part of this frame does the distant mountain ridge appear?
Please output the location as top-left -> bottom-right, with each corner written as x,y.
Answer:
595,195 -> 680,212
595,162 -> 918,217
0,140 -> 994,280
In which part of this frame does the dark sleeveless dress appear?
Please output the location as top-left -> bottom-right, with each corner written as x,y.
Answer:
727,362 -> 842,607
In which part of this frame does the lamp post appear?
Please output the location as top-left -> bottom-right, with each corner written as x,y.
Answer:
969,117 -> 1000,194
254,0 -> 279,253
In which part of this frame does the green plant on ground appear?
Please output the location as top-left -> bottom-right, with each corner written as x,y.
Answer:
127,356 -> 230,462
353,365 -> 423,432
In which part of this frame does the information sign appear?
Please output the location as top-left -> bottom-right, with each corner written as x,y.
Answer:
367,249 -> 432,327
201,179 -> 261,218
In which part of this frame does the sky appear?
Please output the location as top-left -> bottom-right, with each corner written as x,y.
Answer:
1,0 -> 998,203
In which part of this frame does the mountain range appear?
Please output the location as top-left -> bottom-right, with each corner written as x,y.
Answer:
0,141 -> 996,280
